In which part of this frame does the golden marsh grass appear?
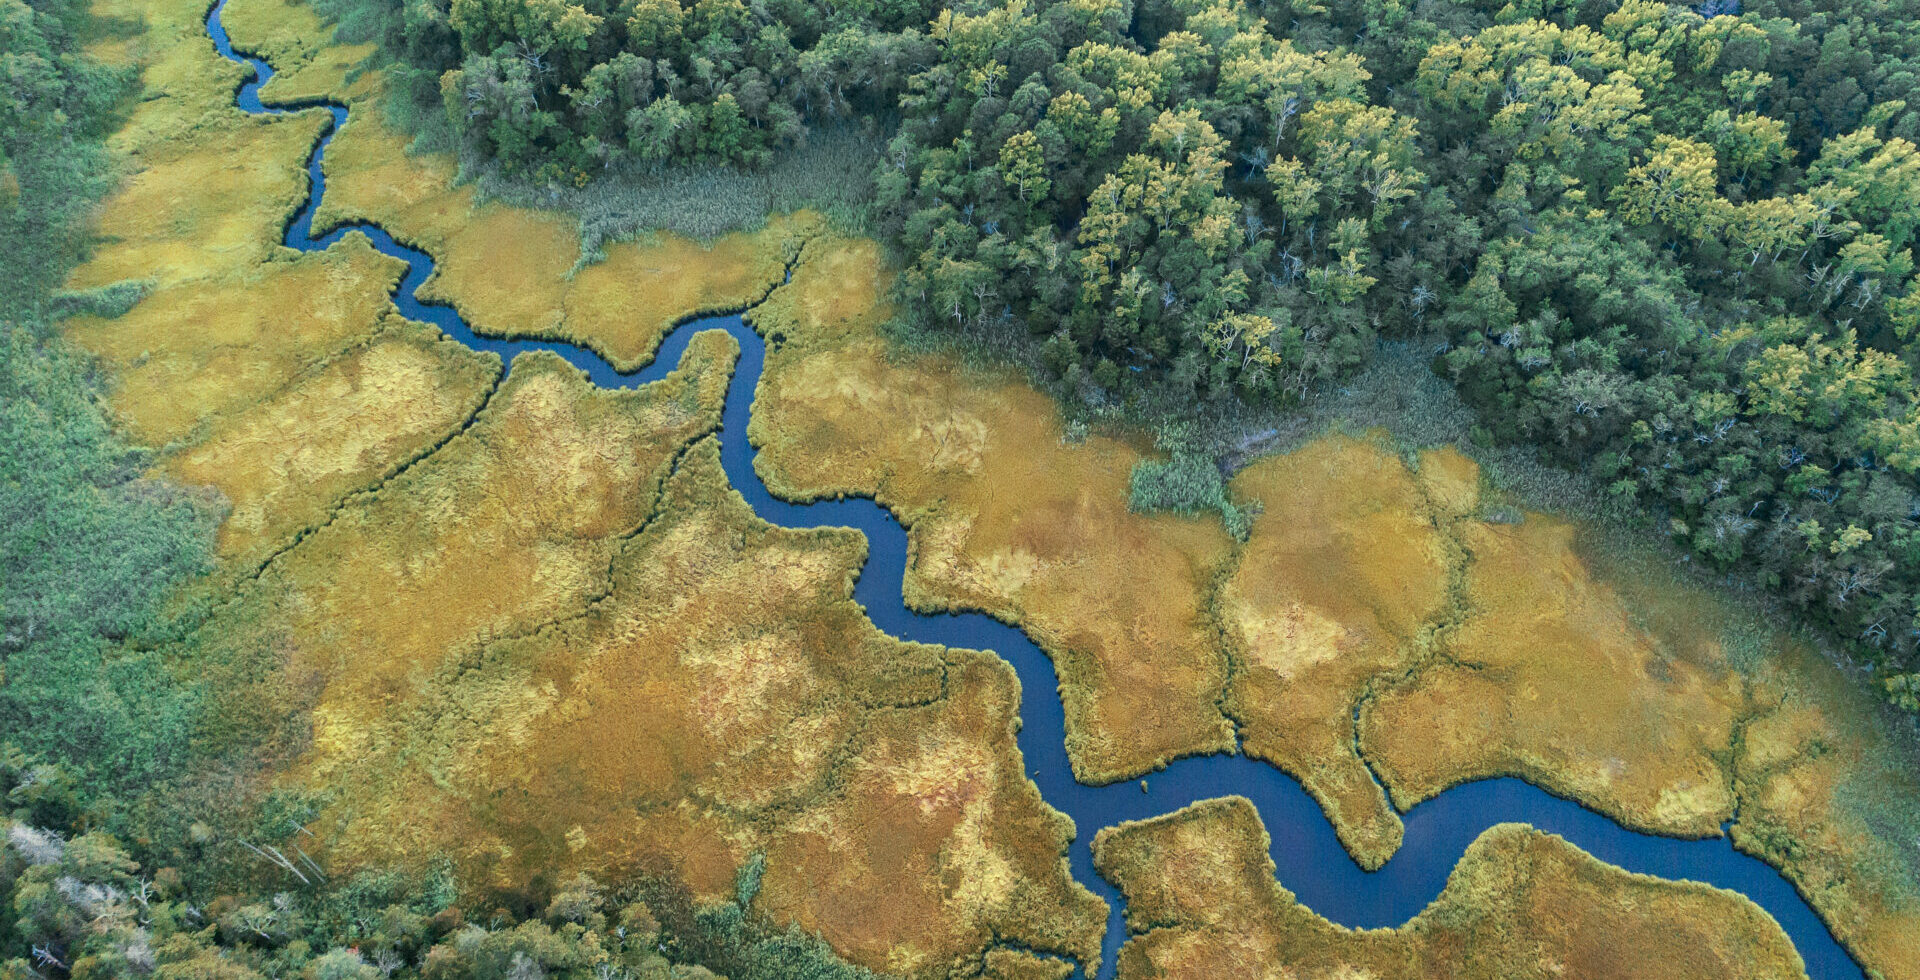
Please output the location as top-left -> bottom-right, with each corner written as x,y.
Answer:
1094,797 -> 1808,980
748,237 -> 1239,784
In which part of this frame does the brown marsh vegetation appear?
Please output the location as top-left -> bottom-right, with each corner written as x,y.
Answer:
1218,436 -> 1745,866
747,242 -> 1240,785
67,237 -> 411,446
160,314 -> 495,565
281,437 -> 1107,975
1215,436 -> 1454,869
59,4 -> 1108,973
61,0 -> 501,587
1093,797 -> 1808,980
300,52 -> 799,372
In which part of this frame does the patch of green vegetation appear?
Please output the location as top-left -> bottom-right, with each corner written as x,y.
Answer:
0,0 -> 130,313
1128,426 -> 1251,541
680,855 -> 880,980
46,280 -> 149,320
482,125 -> 884,254
0,823 -> 884,980
0,0 -> 218,818
0,328 -> 219,799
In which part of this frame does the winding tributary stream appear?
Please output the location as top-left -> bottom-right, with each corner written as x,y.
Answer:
202,4 -> 1870,976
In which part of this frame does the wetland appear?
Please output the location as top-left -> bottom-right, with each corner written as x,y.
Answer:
6,0 -> 1920,979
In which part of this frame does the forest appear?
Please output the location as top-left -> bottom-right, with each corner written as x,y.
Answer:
311,0 -> 1920,711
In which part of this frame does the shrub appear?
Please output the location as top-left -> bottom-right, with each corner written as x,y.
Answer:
1129,427 -> 1251,540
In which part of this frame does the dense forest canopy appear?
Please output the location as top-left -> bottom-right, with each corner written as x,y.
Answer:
341,0 -> 1920,707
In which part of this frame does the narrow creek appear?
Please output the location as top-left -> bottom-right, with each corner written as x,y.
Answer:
203,3 -> 1869,977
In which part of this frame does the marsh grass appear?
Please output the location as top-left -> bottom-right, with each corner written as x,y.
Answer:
1322,353 -> 1920,930
1127,440 -> 1251,540
48,279 -> 151,320
471,125 -> 884,260
1093,798 -> 1810,980
1837,763 -> 1920,902
895,315 -> 1622,531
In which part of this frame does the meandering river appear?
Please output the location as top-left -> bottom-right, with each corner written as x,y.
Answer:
202,4 -> 1868,976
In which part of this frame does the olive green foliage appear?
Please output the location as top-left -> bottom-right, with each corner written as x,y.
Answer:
480,125 -> 882,252
0,823 -> 861,980
881,0 -> 1424,405
0,0 -> 132,310
321,0 -> 940,178
0,0 -> 219,812
47,280 -> 149,320
1129,426 -> 1251,539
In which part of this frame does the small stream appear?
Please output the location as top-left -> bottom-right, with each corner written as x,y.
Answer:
203,4 -> 1869,976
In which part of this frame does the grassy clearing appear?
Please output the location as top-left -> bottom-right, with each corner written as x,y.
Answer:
193,336 -> 736,755
1221,432 -> 1753,863
1361,511 -> 1748,842
221,0 -> 376,104
67,113 -> 330,290
1212,352 -> 1920,971
1729,640 -> 1920,974
1093,797 -> 1808,980
1126,430 -> 1250,542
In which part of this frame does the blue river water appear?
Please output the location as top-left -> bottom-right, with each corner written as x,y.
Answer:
201,3 -> 1869,976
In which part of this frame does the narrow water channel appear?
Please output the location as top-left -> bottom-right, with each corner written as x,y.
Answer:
201,4 -> 1869,976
